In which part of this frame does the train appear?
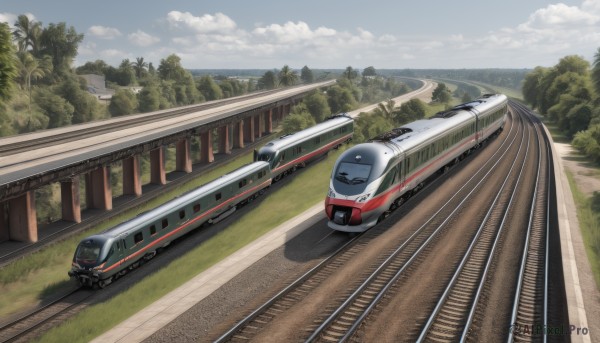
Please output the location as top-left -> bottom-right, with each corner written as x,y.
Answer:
69,114 -> 354,287
255,114 -> 354,181
325,94 -> 508,232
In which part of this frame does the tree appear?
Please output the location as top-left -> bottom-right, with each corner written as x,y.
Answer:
342,66 -> 358,81
58,76 -> 103,123
0,22 -> 17,103
137,85 -> 161,112
300,65 -> 314,84
327,85 -> 357,113
12,14 -> 42,54
522,66 -> 548,109
114,59 -> 136,86
362,66 -> 377,77
432,83 -> 451,103
197,75 -> 223,100
17,52 -> 52,118
592,47 -> 600,97
258,70 -> 277,90
34,87 -> 74,128
278,65 -> 298,86
303,90 -> 330,122
76,59 -> 109,75
39,22 -> 84,76
374,99 -> 396,122
109,89 -> 138,116
282,112 -> 316,134
396,99 -> 427,124
157,54 -> 185,81
131,57 -> 148,79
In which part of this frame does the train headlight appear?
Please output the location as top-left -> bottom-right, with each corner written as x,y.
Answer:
357,193 -> 371,203
328,188 -> 335,198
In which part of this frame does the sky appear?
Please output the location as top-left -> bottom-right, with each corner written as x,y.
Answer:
1,0 -> 599,70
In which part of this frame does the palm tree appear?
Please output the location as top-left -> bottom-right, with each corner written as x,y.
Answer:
12,14 -> 42,54
376,99 -> 396,123
17,52 -> 52,123
131,57 -> 148,79
343,66 -> 358,81
278,65 -> 298,87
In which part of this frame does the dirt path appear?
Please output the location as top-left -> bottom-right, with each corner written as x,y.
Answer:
554,141 -> 600,342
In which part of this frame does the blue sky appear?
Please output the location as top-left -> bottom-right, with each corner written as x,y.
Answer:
1,0 -> 599,70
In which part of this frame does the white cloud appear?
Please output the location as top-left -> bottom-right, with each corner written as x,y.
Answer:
0,12 -> 17,26
0,12 -> 36,27
128,30 -> 160,47
88,25 -> 122,39
166,11 -> 236,33
100,49 -> 126,58
520,3 -> 599,29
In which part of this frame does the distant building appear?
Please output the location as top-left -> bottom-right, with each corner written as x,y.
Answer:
80,74 -> 115,101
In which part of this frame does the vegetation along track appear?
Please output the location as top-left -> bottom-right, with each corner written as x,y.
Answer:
0,287 -> 92,342
213,108 -> 525,342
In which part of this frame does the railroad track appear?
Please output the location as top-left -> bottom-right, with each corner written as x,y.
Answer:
0,89 -> 279,157
214,110 -> 523,342
507,105 -> 551,343
416,105 -> 540,342
305,112 -> 526,343
0,287 -> 93,342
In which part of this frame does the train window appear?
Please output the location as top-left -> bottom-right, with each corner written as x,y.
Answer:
239,179 -> 247,188
315,136 -> 321,144
150,225 -> 156,236
216,193 -> 222,201
193,203 -> 201,213
179,210 -> 185,219
134,232 -> 143,245
281,152 -> 286,161
162,218 -> 168,229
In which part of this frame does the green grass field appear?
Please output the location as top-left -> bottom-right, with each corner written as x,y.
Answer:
26,147 -> 345,342
566,171 -> 600,289
0,153 -> 255,318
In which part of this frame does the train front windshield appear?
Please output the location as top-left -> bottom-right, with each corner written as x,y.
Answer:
75,239 -> 103,264
333,162 -> 372,195
257,152 -> 273,162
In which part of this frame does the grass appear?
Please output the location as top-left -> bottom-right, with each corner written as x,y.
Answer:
0,153 -> 254,318
36,147 -> 345,343
565,170 -> 600,288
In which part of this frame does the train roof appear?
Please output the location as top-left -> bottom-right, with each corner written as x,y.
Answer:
369,94 -> 507,153
98,161 -> 270,239
258,114 -> 353,152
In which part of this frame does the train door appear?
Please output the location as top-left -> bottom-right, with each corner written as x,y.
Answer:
116,238 -> 126,266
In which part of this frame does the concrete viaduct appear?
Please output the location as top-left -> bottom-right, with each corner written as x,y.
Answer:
0,81 -> 334,243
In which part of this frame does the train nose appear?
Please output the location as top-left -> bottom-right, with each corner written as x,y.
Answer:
334,210 -> 349,225
330,206 -> 362,225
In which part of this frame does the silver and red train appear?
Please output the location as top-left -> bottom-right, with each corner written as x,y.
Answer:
325,94 -> 508,232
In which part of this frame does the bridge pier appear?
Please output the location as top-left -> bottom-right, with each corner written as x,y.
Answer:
86,166 -> 112,210
218,125 -> 231,154
0,202 -> 8,242
176,139 -> 192,173
8,192 -> 37,242
244,117 -> 255,143
150,147 -> 166,185
254,114 -> 263,139
123,155 -> 142,196
200,131 -> 214,163
265,109 -> 273,133
233,121 -> 244,149
61,177 -> 81,223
